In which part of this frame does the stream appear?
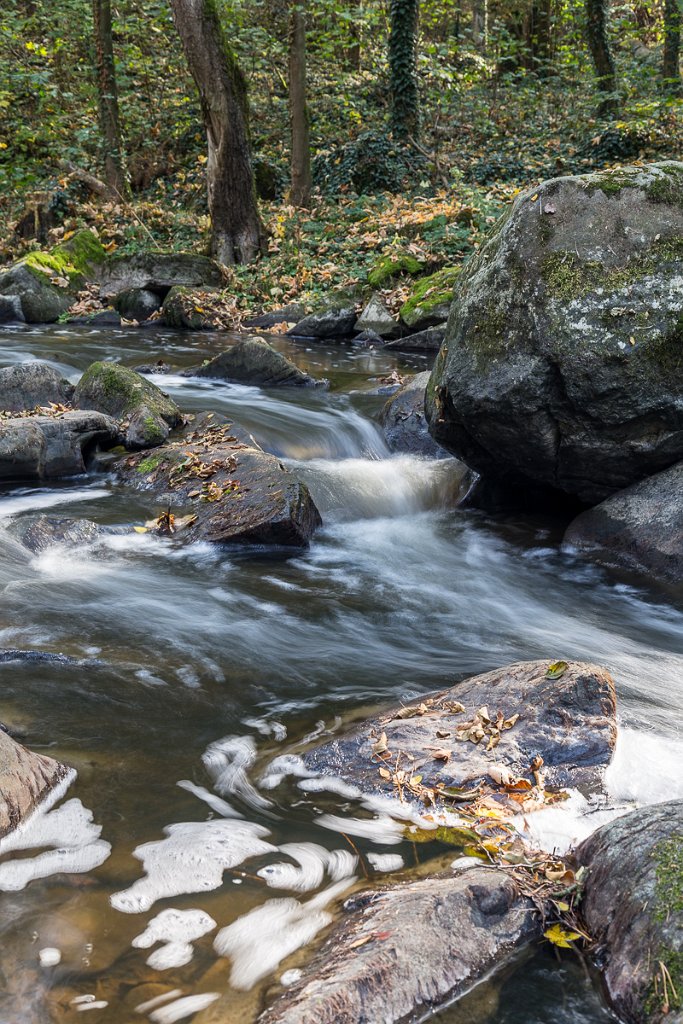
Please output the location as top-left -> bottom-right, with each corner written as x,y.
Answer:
0,322 -> 681,1024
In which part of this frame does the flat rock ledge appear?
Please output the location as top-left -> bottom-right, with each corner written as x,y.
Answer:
303,659 -> 617,796
0,410 -> 119,480
0,727 -> 71,837
577,801 -> 683,1024
260,866 -> 540,1024
116,418 -> 322,547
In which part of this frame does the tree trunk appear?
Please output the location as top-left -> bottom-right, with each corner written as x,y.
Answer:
289,3 -> 312,208
471,0 -> 488,51
389,0 -> 420,140
92,0 -> 128,197
585,0 -> 618,116
169,0 -> 265,265
663,0 -> 682,94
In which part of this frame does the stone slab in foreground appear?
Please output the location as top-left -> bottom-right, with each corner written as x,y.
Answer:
303,660 -> 617,795
0,727 -> 71,837
116,419 -> 322,547
260,866 -> 539,1024
577,801 -> 683,1024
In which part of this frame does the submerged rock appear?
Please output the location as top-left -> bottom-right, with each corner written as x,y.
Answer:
185,337 -> 323,388
261,866 -> 540,1024
73,361 -> 182,449
287,306 -> 357,339
0,361 -> 74,412
0,410 -> 119,480
576,801 -> 683,1024
116,419 -> 322,547
564,461 -> 683,585
379,371 -> 450,457
100,252 -> 222,300
0,727 -> 71,837
303,660 -> 617,795
12,515 -> 102,554
427,162 -> 683,504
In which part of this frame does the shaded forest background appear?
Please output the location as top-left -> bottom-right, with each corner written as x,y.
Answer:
0,0 -> 681,313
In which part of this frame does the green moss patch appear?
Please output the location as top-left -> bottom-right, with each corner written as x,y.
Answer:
399,266 -> 460,328
542,237 -> 683,301
367,252 -> 424,289
21,229 -> 105,290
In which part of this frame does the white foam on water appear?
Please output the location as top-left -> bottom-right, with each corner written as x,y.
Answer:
31,546 -> 112,581
0,487 -> 110,519
203,735 -> 273,810
111,819 -> 277,914
38,947 -> 61,967
133,908 -> 216,971
134,989 -> 183,1014
367,852 -> 404,872
315,812 -> 405,845
280,969 -> 302,986
176,780 -> 242,819
257,843 -> 357,893
260,754 -> 311,790
517,728 -> 683,855
0,787 -> 111,892
298,776 -> 363,800
76,1002 -> 109,1012
148,993 -> 220,1023
214,877 -> 355,990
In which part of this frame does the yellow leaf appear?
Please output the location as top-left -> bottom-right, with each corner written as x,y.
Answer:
133,526 -> 148,534
544,924 -> 583,948
546,660 -> 569,679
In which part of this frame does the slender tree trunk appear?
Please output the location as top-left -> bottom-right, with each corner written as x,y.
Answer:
585,0 -> 618,116
92,0 -> 128,197
389,0 -> 420,140
289,3 -> 312,208
345,0 -> 362,69
471,0 -> 488,51
663,0 -> 682,94
169,0 -> 265,265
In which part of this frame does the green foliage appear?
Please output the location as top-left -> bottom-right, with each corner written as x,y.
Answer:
313,130 -> 423,195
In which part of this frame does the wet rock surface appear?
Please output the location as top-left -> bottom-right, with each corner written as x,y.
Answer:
379,371 -> 450,457
0,410 -> 119,480
303,660 -> 617,794
0,263 -> 71,323
354,294 -> 398,338
287,305 -> 357,339
577,801 -> 683,1024
245,304 -> 305,329
260,866 -> 540,1024
73,361 -> 182,449
11,515 -> 102,554
427,162 -> 683,504
0,361 -> 74,412
0,727 -> 71,837
564,461 -> 683,585
114,287 -> 163,322
185,337 -> 323,388
383,324 -> 446,351
116,419 -> 322,547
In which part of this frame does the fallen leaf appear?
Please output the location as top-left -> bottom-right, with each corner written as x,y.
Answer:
544,923 -> 584,948
546,660 -> 568,679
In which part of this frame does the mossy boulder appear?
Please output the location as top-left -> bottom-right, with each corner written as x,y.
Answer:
577,801 -> 683,1024
367,251 -> 425,289
399,267 -> 461,330
426,162 -> 683,504
161,286 -> 212,330
0,229 -> 105,323
73,361 -> 182,450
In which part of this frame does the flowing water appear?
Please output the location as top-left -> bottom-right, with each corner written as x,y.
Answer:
0,323 -> 681,1024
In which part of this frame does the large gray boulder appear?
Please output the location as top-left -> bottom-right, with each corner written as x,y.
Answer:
577,801 -> 683,1024
302,660 -> 617,796
564,461 -> 683,585
0,727 -> 71,837
260,867 -> 540,1024
287,306 -> 357,339
379,371 -> 450,457
426,162 -> 683,504
0,361 -> 74,412
100,252 -> 222,300
0,263 -> 71,323
0,411 -> 119,480
185,337 -> 323,388
354,294 -> 398,338
73,361 -> 182,450
116,417 -> 322,547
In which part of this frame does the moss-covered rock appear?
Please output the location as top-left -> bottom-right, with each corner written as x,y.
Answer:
426,161 -> 683,505
73,361 -> 182,450
161,286 -> 211,330
577,801 -> 683,1024
367,252 -> 425,289
399,267 -> 461,330
0,229 -> 105,323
